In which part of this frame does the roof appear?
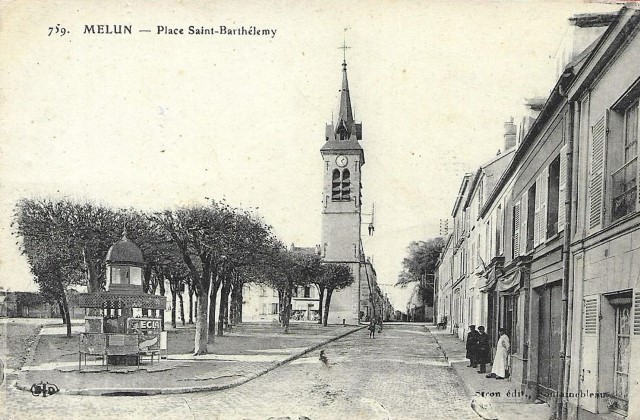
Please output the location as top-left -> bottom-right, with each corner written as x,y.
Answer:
106,230 -> 144,265
290,244 -> 319,255
451,173 -> 474,217
479,8 -> 630,218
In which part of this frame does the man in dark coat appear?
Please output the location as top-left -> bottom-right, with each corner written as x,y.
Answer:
466,325 -> 480,368
476,325 -> 491,374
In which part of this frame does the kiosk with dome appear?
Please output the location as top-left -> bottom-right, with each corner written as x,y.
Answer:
77,229 -> 167,368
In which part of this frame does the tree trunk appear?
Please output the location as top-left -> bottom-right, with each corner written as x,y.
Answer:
188,284 -> 194,324
178,291 -> 185,327
58,301 -> 66,324
171,290 -> 177,329
142,265 -> 152,316
61,292 -> 72,337
323,289 -> 333,327
282,287 -> 292,333
217,278 -> 231,337
230,282 -> 242,325
83,248 -> 101,316
208,277 -> 221,339
158,273 -> 166,330
194,291 -> 209,355
316,285 -> 325,325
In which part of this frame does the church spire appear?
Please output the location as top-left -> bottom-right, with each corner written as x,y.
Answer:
336,59 -> 355,138
336,31 -> 356,141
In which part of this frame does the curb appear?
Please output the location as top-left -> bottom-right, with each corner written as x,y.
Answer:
424,326 -> 475,398
15,325 -> 367,396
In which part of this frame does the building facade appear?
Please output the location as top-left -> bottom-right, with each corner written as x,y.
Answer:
566,7 -> 640,419
435,6 -> 640,419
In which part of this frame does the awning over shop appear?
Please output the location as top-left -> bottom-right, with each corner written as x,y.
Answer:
495,270 -> 521,293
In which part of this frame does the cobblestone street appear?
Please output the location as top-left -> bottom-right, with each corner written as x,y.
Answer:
4,324 -> 477,420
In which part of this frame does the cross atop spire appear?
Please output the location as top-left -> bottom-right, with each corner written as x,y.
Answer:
339,27 -> 351,65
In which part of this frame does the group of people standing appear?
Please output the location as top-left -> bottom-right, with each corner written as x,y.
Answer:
465,325 -> 510,380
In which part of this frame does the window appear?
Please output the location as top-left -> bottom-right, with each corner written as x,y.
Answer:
331,168 -> 351,201
270,303 -> 279,315
613,303 -> 631,412
547,155 -> 561,237
304,286 -> 311,298
612,101 -> 638,221
111,266 -> 129,285
260,286 -> 267,297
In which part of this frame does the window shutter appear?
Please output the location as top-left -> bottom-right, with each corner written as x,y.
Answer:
540,166 -> 549,242
513,201 -> 521,258
631,290 -> 640,417
634,290 -> 640,336
558,145 -> 568,233
534,178 -> 541,247
520,192 -> 528,253
580,295 -> 600,413
588,115 -> 607,231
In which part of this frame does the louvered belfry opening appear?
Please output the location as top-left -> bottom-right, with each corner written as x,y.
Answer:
341,169 -> 351,200
331,169 -> 351,202
332,169 -> 341,201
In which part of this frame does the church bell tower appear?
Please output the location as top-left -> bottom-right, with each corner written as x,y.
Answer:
320,57 -> 365,325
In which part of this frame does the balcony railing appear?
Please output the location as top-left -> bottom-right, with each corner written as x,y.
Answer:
612,157 -> 637,222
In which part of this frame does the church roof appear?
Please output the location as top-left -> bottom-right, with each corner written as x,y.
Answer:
106,229 -> 144,265
336,60 -> 356,136
321,139 -> 363,152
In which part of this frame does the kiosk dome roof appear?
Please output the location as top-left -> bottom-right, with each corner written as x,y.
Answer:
106,230 -> 144,265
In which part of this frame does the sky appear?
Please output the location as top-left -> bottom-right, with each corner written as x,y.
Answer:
0,0 -> 621,309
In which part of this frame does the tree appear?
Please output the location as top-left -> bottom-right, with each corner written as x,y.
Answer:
395,237 -> 445,307
319,263 -> 354,326
13,198 -> 123,336
150,202 -> 237,354
257,245 -> 321,333
216,209 -> 274,336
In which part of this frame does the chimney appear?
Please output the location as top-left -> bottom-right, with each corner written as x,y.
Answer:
518,97 -> 547,144
556,12 -> 616,77
504,117 -> 517,151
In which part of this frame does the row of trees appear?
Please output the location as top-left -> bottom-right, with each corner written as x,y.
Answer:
13,198 -> 354,354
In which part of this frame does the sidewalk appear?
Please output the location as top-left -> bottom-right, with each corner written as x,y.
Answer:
426,325 -> 553,420
14,322 -> 364,396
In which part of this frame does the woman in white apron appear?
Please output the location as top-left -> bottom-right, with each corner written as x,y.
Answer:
488,328 -> 510,379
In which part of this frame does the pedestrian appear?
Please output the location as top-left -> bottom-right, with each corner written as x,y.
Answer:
476,326 -> 491,374
466,325 -> 479,368
368,319 -> 376,338
487,328 -> 510,379
377,316 -> 383,333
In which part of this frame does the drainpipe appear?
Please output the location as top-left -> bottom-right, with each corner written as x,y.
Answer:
558,90 -> 575,420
